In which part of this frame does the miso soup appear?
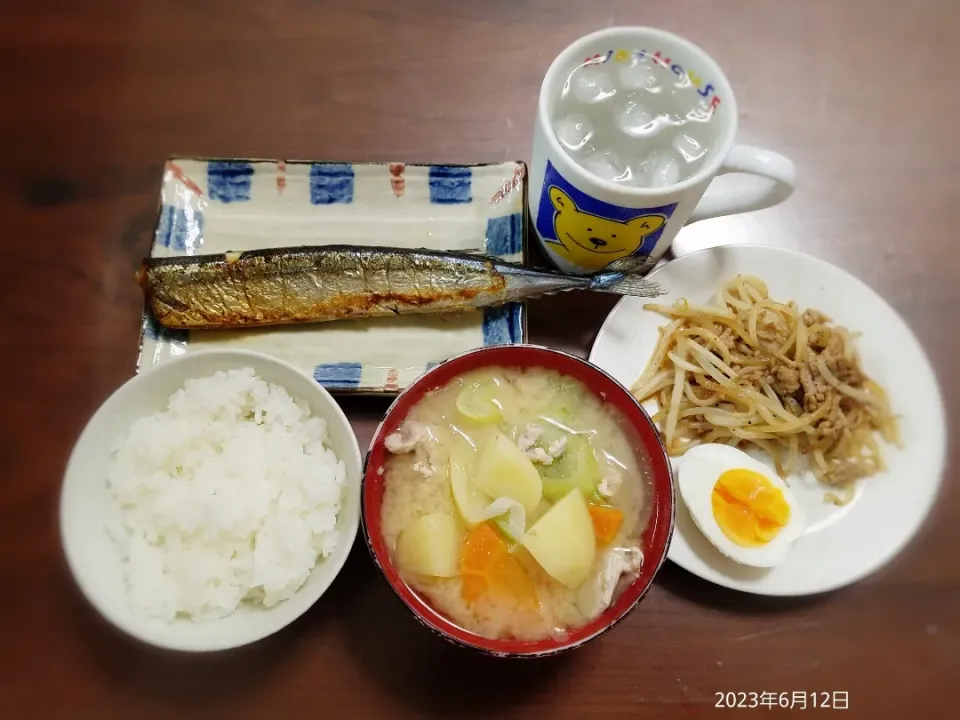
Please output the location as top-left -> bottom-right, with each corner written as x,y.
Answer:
380,366 -> 652,641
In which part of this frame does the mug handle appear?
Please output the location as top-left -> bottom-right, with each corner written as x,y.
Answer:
688,145 -> 796,223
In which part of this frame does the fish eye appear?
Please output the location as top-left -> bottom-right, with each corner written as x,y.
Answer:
587,227 -> 592,232
612,234 -> 617,238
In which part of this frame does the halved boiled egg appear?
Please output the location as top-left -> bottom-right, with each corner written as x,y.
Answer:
678,444 -> 806,568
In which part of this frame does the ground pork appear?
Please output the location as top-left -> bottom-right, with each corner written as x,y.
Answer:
816,394 -> 846,438
598,466 -> 624,498
525,435 -> 567,465
821,459 -> 864,487
773,365 -> 800,396
810,328 -> 866,387
802,309 -> 831,326
717,327 -> 737,353
798,357 -> 829,412
517,423 -> 543,452
384,421 -> 430,454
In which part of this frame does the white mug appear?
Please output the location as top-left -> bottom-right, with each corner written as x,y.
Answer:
529,27 -> 796,274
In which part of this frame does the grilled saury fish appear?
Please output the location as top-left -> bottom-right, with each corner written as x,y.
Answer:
138,245 -> 664,330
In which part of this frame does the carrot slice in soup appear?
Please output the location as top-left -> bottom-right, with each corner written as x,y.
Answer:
460,522 -> 538,609
461,573 -> 488,603
588,505 -> 624,545
461,522 -> 503,575
487,552 -> 538,609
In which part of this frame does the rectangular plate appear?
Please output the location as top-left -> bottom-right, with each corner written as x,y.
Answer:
137,158 -> 528,393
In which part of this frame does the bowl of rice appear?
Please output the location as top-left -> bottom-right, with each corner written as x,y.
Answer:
60,349 -> 362,651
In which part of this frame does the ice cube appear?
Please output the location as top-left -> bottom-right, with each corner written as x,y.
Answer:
569,65 -> 616,104
686,103 -> 714,123
645,150 -> 682,188
672,132 -> 707,162
583,149 -> 628,183
618,61 -> 659,91
616,99 -> 664,138
554,113 -> 594,152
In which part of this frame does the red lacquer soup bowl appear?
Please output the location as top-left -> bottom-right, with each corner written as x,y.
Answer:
361,345 -> 676,657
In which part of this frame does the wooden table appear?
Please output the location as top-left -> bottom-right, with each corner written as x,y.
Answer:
3,1 -> 956,717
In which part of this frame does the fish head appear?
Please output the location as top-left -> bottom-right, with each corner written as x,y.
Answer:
549,187 -> 666,272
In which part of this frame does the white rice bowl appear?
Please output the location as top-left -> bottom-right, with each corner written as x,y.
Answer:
107,367 -> 344,622
60,350 -> 362,651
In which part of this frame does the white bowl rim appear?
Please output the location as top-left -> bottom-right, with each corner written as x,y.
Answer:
59,348 -> 362,651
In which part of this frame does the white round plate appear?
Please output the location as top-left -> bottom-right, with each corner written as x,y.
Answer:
589,245 -> 947,596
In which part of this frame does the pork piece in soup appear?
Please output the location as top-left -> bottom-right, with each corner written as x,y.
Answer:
380,366 -> 652,641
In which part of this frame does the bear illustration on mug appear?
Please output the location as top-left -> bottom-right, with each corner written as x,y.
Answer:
547,187 -> 666,272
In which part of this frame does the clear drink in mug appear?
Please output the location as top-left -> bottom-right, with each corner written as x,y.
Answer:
529,28 -> 794,276
552,50 -> 719,190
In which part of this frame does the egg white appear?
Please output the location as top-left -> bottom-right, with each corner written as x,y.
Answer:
678,444 -> 806,568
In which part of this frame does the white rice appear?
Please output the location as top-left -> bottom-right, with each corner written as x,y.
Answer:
106,367 -> 344,622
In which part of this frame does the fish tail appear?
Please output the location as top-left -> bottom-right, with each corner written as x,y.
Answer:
591,274 -> 665,298
588,255 -> 665,298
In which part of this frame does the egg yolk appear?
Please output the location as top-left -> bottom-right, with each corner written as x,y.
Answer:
711,468 -> 791,547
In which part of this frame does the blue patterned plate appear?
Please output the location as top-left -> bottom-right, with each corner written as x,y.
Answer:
137,159 -> 528,393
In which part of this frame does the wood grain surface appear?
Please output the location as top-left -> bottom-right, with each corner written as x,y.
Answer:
1,1 -> 956,717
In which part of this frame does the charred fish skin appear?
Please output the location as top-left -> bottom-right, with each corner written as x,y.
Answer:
141,246 -> 514,330
140,245 -> 659,331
